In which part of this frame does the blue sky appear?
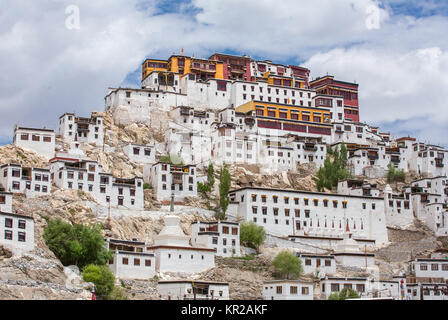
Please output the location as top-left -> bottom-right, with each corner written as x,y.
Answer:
1,0 -> 448,146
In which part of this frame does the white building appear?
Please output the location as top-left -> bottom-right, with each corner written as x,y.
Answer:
262,280 -> 314,300
0,211 -> 34,255
13,126 -> 55,160
191,220 -> 241,257
58,112 -> 104,146
298,253 -> 336,276
410,176 -> 448,236
146,215 -> 215,273
49,157 -> 144,210
0,164 -> 51,198
0,192 -> 13,213
320,277 -> 368,299
157,280 -> 229,300
410,257 -> 448,280
227,186 -> 389,246
106,239 -> 155,280
145,162 -> 197,202
122,143 -> 156,164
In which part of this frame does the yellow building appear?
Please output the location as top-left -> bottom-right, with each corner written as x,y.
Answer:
142,59 -> 169,81
142,55 -> 224,82
236,100 -> 332,135
237,100 -> 331,123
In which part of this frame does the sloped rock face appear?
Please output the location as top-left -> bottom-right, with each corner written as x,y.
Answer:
0,145 -> 49,169
0,252 -> 91,300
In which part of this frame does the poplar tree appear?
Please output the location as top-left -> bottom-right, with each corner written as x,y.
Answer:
218,164 -> 231,218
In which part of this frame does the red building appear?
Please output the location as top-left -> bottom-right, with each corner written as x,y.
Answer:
288,65 -> 310,88
209,53 -> 252,81
310,76 -> 360,122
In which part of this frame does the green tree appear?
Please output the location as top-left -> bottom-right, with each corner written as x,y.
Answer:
82,264 -> 115,298
207,162 -> 215,187
387,163 -> 406,184
240,222 -> 266,253
218,164 -> 231,219
313,143 -> 350,192
43,218 -> 113,269
272,251 -> 304,279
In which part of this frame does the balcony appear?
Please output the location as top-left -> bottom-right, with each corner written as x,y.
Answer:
304,144 -> 317,152
436,162 -> 444,168
335,127 -> 343,133
191,63 -> 216,73
391,157 -> 400,163
367,155 -> 379,160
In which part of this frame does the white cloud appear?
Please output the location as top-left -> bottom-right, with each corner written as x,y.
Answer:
0,0 -> 447,146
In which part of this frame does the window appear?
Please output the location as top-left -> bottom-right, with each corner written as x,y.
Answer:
122,258 -> 128,265
301,287 -> 309,295
290,286 -> 298,294
18,219 -> 26,229
305,259 -> 311,266
331,284 -> 340,292
4,230 -> 12,240
431,264 -> 439,271
442,264 -> 448,271
145,259 -> 151,267
5,218 -> 13,228
325,259 -> 331,267
18,232 -> 26,242
356,284 -> 365,292
276,286 -> 282,294
223,226 -> 229,234
232,227 -> 238,235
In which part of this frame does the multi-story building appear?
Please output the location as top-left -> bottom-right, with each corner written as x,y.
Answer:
209,53 -> 252,81
191,221 -> 241,257
262,280 -> 314,300
410,176 -> 448,236
106,238 -> 155,280
13,126 -> 55,159
310,75 -> 360,122
0,211 -> 34,255
157,280 -> 229,300
145,162 -> 197,202
49,157 -> 144,210
0,164 -> 51,198
228,186 -> 389,246
58,112 -> 104,146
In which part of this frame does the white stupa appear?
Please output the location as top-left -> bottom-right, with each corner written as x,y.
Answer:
153,215 -> 191,247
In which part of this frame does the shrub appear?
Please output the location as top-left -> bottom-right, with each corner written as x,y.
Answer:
82,264 -> 115,298
240,222 -> 266,253
143,183 -> 151,190
272,251 -> 303,279
43,218 -> 113,269
387,163 -> 406,184
106,286 -> 128,300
